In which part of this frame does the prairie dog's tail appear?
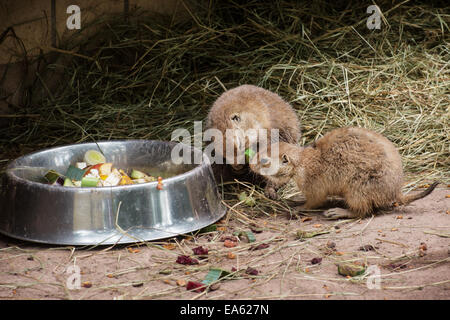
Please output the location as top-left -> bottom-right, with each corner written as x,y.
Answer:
400,181 -> 440,205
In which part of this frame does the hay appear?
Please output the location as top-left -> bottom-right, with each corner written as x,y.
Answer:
1,0 -> 449,187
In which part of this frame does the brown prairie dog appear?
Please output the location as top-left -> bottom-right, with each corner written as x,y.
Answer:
206,84 -> 301,198
250,127 -> 439,219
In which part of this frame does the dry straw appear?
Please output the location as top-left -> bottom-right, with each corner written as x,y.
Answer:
1,1 -> 448,185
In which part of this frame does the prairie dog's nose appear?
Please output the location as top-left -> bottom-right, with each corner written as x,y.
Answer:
260,158 -> 270,167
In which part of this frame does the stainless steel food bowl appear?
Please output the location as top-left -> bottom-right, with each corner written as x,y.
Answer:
0,140 -> 226,245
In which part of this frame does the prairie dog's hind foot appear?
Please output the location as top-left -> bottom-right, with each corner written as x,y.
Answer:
323,207 -> 359,220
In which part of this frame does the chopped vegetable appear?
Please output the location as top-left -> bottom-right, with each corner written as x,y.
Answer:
44,170 -> 61,184
63,178 -> 75,187
186,281 -> 206,293
233,230 -> 256,243
43,152 -> 157,188
53,176 -> 65,186
84,150 -> 106,166
192,246 -> 208,256
131,169 -> 147,179
81,176 -> 100,187
199,224 -> 217,233
201,268 -> 231,286
238,191 -> 256,207
245,267 -> 259,276
337,263 -> 366,277
245,148 -> 256,163
176,255 -> 199,265
65,165 -> 86,181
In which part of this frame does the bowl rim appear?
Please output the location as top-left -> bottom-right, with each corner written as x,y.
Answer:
5,139 -> 212,191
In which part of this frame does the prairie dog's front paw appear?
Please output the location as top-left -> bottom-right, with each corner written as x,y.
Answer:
264,186 -> 279,200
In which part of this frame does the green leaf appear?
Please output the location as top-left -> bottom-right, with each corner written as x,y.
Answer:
199,224 -> 217,233
201,268 -> 231,285
233,230 -> 256,243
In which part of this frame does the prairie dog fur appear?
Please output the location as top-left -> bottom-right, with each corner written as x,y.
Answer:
206,84 -> 301,197
250,127 -> 439,219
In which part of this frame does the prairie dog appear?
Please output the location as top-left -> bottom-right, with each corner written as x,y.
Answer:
250,127 -> 439,219
206,84 -> 301,198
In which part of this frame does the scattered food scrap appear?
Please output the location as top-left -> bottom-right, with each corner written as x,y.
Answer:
176,255 -> 199,265
337,263 -> 366,277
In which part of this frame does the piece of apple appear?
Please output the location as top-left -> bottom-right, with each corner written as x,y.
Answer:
98,163 -> 113,176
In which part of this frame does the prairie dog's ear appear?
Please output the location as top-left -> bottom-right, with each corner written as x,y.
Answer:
230,113 -> 241,123
281,154 -> 289,164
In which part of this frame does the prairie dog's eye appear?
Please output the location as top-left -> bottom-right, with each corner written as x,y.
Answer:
282,154 -> 289,164
231,114 -> 240,122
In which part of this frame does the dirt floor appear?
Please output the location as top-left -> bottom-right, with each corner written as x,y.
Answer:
0,186 -> 448,300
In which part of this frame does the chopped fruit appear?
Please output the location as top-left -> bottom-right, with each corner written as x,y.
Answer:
44,153 -> 158,188
99,163 -> 113,175
224,240 -> 237,248
227,252 -> 236,259
119,170 -> 134,185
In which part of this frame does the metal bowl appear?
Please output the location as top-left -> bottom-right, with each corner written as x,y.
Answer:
0,140 -> 226,245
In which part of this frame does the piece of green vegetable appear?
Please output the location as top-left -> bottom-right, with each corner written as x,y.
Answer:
44,170 -> 62,184
81,176 -> 99,187
245,148 -> 256,161
65,165 -> 86,181
84,150 -> 106,166
63,178 -> 75,187
130,169 -> 147,179
199,224 -> 217,233
201,268 -> 231,285
337,263 -> 366,277
238,191 -> 256,207
233,230 -> 256,243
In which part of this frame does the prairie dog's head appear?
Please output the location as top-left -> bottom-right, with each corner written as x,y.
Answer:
206,85 -> 272,168
249,142 -> 299,184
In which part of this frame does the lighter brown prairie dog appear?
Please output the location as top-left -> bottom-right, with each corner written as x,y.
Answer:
206,84 -> 301,198
250,127 -> 439,219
